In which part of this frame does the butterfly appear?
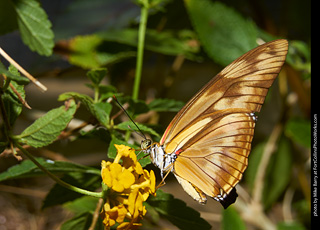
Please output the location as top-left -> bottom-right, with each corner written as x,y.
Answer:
141,39 -> 288,209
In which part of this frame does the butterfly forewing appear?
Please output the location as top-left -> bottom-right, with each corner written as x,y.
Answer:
155,39 -> 288,208
160,40 -> 288,147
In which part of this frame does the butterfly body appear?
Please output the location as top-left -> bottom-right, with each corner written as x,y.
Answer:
142,39 -> 289,209
144,143 -> 177,177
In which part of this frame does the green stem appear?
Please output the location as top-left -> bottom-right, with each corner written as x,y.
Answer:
94,86 -> 99,103
132,1 -> 149,100
14,141 -> 103,198
0,91 -> 11,142
3,78 -> 11,91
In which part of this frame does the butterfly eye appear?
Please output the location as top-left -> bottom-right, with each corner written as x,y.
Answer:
141,139 -> 152,149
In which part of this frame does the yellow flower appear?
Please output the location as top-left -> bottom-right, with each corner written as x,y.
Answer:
101,162 -> 135,192
101,203 -> 127,227
100,144 -> 156,229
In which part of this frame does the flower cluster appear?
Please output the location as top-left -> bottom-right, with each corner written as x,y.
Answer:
100,144 -> 156,229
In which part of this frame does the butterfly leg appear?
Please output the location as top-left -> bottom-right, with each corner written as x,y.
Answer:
137,150 -> 150,161
155,164 -> 174,190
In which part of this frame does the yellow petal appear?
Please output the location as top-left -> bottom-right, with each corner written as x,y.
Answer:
122,152 -> 138,169
114,144 -> 132,162
103,202 -> 111,211
149,170 -> 156,194
101,167 -> 113,187
141,190 -> 150,201
115,204 -> 128,223
101,160 -> 108,169
119,170 -> 135,189
112,180 -> 124,192
110,163 -> 122,175
127,189 -> 139,215
102,214 -> 114,227
116,222 -> 130,230
134,161 -> 144,174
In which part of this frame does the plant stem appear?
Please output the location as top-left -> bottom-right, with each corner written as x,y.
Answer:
94,86 -> 99,103
132,1 -> 149,100
14,141 -> 103,198
252,123 -> 283,204
0,92 -> 11,142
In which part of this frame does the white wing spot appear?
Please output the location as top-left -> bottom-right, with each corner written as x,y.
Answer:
248,112 -> 258,121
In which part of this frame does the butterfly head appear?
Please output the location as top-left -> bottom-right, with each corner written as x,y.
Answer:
141,139 -> 153,150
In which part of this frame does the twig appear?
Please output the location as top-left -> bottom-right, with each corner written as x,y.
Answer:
0,47 -> 47,92
283,187 -> 294,222
235,197 -> 276,230
88,198 -> 104,230
2,74 -> 31,109
0,184 -> 47,198
14,141 -> 103,199
252,123 -> 283,204
232,123 -> 283,230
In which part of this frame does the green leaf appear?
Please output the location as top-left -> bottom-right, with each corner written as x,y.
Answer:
61,212 -> 93,230
287,41 -> 311,77
121,97 -> 150,116
58,92 -> 95,116
69,35 -> 104,68
147,190 -> 211,230
59,92 -> 94,110
285,118 -> 311,148
79,127 -> 111,143
0,62 -> 30,85
184,0 -> 258,66
15,101 -> 77,148
144,29 -> 200,60
68,34 -> 136,69
263,137 -> 292,208
86,68 -> 108,86
42,172 -> 101,209
98,29 -> 200,60
59,92 -> 112,126
96,85 -> 117,101
0,158 -> 100,182
222,207 -> 246,230
277,221 -> 306,230
65,196 -> 100,215
12,0 -> 54,56
93,102 -> 112,126
148,98 -> 184,112
1,65 -> 27,126
116,121 -> 159,137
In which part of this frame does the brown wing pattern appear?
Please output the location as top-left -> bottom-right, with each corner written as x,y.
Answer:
174,111 -> 255,199
160,39 -> 288,150
161,40 -> 288,203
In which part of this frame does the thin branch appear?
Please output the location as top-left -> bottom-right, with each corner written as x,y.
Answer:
0,184 -> 47,198
235,197 -> 276,230
88,198 -> 104,230
0,47 -> 47,92
2,74 -> 31,109
14,141 -> 103,199
252,123 -> 283,204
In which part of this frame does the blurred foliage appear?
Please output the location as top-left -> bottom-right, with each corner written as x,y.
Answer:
0,0 -> 311,229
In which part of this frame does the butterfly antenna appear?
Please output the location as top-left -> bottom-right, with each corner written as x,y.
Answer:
113,95 -> 147,140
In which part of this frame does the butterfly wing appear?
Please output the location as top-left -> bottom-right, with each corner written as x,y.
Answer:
160,39 -> 288,207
